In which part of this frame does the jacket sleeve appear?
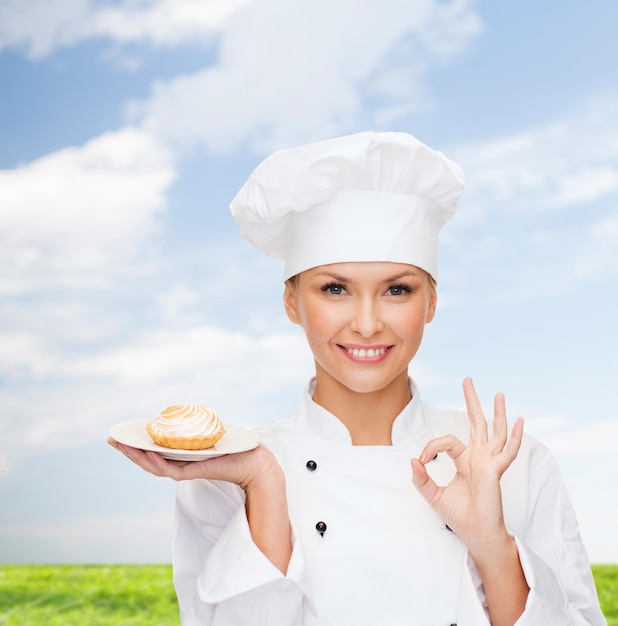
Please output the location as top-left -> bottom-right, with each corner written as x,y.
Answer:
512,446 -> 606,625
172,478 -> 306,626
462,442 -> 606,625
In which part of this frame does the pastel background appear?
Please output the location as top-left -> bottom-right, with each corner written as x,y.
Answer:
1,0 -> 617,564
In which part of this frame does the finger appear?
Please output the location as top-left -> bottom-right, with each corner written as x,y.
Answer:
419,434 -> 466,463
107,438 -> 135,460
157,449 -> 251,482
463,377 -> 488,444
111,441 -> 164,475
499,417 -> 524,468
490,392 -> 508,451
147,452 -> 212,481
411,458 -> 442,506
108,437 -> 128,452
144,450 -> 177,477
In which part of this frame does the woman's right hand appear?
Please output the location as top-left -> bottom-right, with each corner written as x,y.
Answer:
107,438 -> 283,492
109,438 -> 292,573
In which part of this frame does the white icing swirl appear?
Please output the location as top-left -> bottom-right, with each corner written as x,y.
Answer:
149,403 -> 222,438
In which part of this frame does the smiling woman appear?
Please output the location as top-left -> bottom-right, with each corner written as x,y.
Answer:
282,263 -> 437,443
109,131 -> 606,626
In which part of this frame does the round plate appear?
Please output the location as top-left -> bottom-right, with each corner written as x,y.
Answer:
109,418 -> 260,461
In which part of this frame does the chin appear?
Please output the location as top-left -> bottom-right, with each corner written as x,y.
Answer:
338,374 -> 404,395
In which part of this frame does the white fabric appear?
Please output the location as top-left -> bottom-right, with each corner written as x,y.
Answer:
229,132 -> 465,280
172,380 -> 606,626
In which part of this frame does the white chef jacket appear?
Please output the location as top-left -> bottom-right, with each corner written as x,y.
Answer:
172,380 -> 606,625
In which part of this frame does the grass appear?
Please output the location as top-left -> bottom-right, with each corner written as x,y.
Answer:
0,564 -> 616,625
0,565 -> 179,626
594,565 -> 618,625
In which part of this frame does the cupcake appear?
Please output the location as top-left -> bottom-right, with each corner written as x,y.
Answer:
147,403 -> 225,450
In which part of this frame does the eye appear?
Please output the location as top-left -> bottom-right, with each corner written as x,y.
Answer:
386,284 -> 412,296
321,282 -> 347,295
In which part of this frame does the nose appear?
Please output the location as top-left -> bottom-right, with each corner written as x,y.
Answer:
350,297 -> 384,337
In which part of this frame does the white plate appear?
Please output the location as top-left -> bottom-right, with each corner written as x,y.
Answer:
109,418 -> 260,461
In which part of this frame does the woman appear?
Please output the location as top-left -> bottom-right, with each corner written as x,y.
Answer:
109,132 -> 605,625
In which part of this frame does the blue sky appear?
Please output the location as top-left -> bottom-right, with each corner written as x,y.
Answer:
1,0 -> 617,564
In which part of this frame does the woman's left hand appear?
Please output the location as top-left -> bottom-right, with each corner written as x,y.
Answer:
411,377 -> 524,557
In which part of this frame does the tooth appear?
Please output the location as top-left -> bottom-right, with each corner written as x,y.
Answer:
346,347 -> 388,357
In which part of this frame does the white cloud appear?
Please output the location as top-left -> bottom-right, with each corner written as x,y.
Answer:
1,510 -> 172,541
0,325 -> 311,387
0,332 -> 53,379
0,511 -> 174,563
574,212 -> 618,279
80,0 -> 255,46
526,415 -> 618,455
70,326 -> 313,387
133,0 -> 482,153
0,324 -> 313,462
0,0 -> 90,59
437,94 -> 618,301
0,127 -> 175,295
453,95 -> 618,221
0,0 -> 255,59
549,166 -> 618,208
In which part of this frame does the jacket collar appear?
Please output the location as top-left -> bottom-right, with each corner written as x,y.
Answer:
298,377 -> 427,446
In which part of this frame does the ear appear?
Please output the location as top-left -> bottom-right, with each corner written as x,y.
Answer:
283,282 -> 301,324
425,290 -> 437,324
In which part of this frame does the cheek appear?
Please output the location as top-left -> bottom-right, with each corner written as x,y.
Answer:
299,300 -> 343,340
389,306 -> 427,337
300,305 -> 325,336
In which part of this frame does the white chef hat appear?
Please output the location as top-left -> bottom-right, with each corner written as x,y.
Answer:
230,131 -> 464,281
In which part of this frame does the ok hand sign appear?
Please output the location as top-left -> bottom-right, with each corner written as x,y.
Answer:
411,377 -> 524,557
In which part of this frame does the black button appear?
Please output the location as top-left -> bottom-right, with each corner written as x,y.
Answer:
306,460 -> 317,471
316,521 -> 327,537
432,453 -> 438,461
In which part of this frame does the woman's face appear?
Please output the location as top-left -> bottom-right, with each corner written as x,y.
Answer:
283,262 -> 437,395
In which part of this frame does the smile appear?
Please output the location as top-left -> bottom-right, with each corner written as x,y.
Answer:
343,346 -> 388,358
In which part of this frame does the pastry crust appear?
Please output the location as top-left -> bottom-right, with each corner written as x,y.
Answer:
146,424 -> 225,450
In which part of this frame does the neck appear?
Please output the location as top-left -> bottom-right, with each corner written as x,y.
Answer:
311,368 -> 412,445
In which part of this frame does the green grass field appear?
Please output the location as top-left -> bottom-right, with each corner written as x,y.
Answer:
1,564 -> 616,625
0,565 -> 179,626
595,565 -> 618,625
